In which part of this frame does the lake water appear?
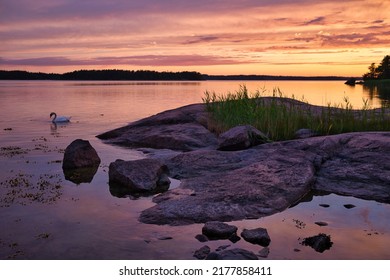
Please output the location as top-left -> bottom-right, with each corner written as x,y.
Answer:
0,80 -> 389,259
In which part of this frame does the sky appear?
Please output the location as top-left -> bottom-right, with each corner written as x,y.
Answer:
0,0 -> 389,76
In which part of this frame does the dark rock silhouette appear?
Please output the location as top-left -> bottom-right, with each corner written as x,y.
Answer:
62,139 -> 101,183
345,78 -> 356,86
202,221 -> 238,240
302,233 -> 333,253
193,245 -> 210,260
63,139 -> 101,169
241,228 -> 271,247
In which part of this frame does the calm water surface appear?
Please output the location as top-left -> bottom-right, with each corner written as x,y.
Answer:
0,80 -> 389,259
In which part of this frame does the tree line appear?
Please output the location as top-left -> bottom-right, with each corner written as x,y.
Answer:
363,55 -> 390,80
0,69 -> 356,81
0,69 -> 204,81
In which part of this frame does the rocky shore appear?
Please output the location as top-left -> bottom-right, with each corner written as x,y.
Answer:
97,101 -> 390,226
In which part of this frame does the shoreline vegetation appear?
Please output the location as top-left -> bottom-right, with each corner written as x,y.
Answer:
203,86 -> 390,141
0,69 -> 355,81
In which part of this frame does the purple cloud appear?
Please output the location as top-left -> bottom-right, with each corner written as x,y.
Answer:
0,54 -> 251,67
303,16 -> 326,25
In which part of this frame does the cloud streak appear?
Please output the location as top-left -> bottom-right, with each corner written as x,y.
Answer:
0,54 -> 251,67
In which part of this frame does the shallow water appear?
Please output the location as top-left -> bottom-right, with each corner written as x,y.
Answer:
0,80 -> 389,259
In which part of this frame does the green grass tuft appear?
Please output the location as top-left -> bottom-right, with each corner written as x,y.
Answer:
202,85 -> 390,141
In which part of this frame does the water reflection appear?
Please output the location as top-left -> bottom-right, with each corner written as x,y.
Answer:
63,165 -> 99,184
109,181 -> 170,199
50,122 -> 71,135
1,80 -> 389,259
362,83 -> 390,105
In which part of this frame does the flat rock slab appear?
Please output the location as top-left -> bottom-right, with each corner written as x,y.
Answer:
97,104 -> 217,151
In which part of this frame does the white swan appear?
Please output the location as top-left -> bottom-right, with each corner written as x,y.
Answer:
50,112 -> 71,123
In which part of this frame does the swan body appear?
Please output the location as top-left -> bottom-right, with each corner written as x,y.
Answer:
50,112 -> 71,123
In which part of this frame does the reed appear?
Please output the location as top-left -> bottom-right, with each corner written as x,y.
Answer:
202,85 -> 390,141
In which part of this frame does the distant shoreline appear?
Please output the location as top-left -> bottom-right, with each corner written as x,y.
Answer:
0,69 -> 357,81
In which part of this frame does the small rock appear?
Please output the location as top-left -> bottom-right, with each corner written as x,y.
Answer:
315,221 -> 328,227
202,221 -> 238,240
193,245 -> 210,260
258,247 -> 270,258
228,234 -> 241,243
206,248 -> 258,260
301,233 -> 333,253
157,236 -> 173,240
195,234 -> 208,243
344,204 -> 356,209
108,158 -> 170,193
345,78 -> 356,86
295,128 -> 317,139
319,204 -> 330,208
218,125 -> 269,151
241,228 -> 271,247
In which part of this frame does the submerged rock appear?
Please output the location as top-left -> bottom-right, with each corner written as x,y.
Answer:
302,233 -> 333,253
258,247 -> 270,258
315,221 -> 329,227
193,245 -> 210,260
108,158 -> 170,194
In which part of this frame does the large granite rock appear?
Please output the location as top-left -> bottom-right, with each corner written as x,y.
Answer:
97,101 -> 390,226
108,158 -> 170,194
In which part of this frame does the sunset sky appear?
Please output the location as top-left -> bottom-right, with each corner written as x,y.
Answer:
1,0 -> 389,76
